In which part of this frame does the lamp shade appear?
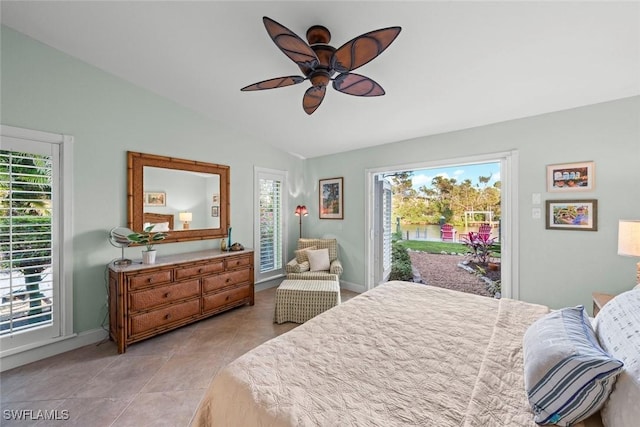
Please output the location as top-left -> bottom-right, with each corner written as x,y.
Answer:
618,220 -> 640,257
295,205 -> 308,216
179,212 -> 193,222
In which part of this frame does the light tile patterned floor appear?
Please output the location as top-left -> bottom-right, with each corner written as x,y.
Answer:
1,286 -> 358,426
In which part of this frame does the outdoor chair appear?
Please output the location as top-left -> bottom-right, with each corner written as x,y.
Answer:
478,223 -> 492,239
440,224 -> 457,242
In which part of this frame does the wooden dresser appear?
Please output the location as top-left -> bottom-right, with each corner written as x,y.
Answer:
108,249 -> 254,353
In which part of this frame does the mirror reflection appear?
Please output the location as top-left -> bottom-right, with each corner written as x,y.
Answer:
143,167 -> 221,231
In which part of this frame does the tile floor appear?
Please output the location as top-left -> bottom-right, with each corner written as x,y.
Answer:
1,286 -> 358,426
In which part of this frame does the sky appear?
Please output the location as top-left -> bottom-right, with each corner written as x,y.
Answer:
410,162 -> 500,191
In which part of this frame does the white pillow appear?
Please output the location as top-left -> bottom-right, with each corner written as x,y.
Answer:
307,248 -> 330,272
150,222 -> 170,232
523,306 -> 623,426
594,289 -> 640,427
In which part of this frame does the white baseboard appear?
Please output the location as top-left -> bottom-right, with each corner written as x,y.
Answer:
340,280 -> 365,294
0,328 -> 108,372
255,278 -> 281,292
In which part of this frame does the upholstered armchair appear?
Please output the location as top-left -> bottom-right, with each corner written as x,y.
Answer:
286,238 -> 343,280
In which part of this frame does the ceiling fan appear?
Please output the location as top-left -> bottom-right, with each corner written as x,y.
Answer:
241,17 -> 401,115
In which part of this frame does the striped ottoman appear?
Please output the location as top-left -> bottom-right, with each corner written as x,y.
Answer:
274,278 -> 341,324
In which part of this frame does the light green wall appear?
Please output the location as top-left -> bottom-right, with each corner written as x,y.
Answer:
1,26 -> 305,333
306,96 -> 640,310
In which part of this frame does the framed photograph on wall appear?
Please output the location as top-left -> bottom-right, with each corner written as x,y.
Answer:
546,161 -> 595,192
319,177 -> 344,219
144,192 -> 166,207
545,199 -> 597,231
211,206 -> 219,217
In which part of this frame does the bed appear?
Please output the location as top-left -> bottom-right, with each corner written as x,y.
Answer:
143,212 -> 173,231
193,281 -> 637,427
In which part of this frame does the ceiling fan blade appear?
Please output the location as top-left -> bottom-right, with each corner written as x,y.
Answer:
241,76 -> 305,91
332,27 -> 401,73
263,17 -> 319,69
302,86 -> 326,115
332,73 -> 385,96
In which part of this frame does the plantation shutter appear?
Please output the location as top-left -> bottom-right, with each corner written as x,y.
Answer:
0,145 -> 56,338
254,168 -> 287,282
382,179 -> 392,273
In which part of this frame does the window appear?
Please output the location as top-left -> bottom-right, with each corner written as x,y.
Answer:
254,168 -> 287,283
0,125 -> 73,356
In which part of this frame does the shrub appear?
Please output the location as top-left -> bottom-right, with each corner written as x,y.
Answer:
389,241 -> 413,281
460,232 -> 498,265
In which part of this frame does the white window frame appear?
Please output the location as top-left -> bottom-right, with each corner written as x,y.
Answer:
253,167 -> 288,284
0,125 -> 74,357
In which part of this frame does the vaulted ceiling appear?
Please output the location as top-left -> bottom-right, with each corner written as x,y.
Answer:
2,1 -> 638,158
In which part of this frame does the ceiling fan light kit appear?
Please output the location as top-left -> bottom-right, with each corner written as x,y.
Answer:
241,16 -> 401,115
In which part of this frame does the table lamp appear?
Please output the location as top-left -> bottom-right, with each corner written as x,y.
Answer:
179,212 -> 192,230
618,219 -> 640,284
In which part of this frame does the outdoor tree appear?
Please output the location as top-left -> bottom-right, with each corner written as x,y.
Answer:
394,172 -> 501,227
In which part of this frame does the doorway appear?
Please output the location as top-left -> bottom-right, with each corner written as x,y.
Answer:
365,151 -> 519,299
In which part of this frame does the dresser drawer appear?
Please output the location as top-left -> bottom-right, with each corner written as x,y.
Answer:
175,260 -> 224,280
225,254 -> 252,270
128,270 -> 172,290
202,285 -> 251,312
129,279 -> 200,312
202,268 -> 251,293
129,298 -> 200,337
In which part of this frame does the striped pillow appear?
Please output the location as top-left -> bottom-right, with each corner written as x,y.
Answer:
523,306 -> 623,426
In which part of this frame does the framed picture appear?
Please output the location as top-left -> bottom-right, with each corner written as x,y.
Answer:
319,177 -> 344,219
545,199 -> 597,231
212,194 -> 220,204
546,161 -> 595,192
211,206 -> 219,217
144,192 -> 166,207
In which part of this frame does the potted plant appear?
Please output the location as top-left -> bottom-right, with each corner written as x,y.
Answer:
127,225 -> 168,264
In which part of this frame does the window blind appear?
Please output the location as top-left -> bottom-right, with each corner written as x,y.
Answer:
259,178 -> 283,274
0,150 -> 54,336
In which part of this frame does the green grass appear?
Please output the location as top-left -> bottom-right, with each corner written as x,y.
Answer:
397,240 -> 468,254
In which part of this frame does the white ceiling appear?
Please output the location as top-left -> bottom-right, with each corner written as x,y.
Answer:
2,1 -> 639,159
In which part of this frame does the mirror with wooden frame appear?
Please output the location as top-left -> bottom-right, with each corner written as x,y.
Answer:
127,151 -> 230,244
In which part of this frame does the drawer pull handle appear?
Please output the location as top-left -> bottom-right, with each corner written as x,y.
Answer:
164,313 -> 172,320
226,278 -> 231,283
235,261 -> 240,265
164,292 -> 170,298
225,296 -> 230,301
147,278 -> 152,283
198,269 -> 203,273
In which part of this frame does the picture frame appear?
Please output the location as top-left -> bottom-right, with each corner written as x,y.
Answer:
546,161 -> 595,192
211,206 -> 219,217
319,177 -> 344,219
545,199 -> 597,231
144,191 -> 166,207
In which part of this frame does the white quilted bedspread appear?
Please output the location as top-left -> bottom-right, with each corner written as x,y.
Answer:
193,281 -> 557,427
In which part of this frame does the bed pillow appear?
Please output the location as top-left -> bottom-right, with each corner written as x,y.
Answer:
523,305 -> 623,426
295,246 -> 316,263
593,289 -> 640,427
148,222 -> 170,232
307,248 -> 330,272
290,261 -> 310,273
